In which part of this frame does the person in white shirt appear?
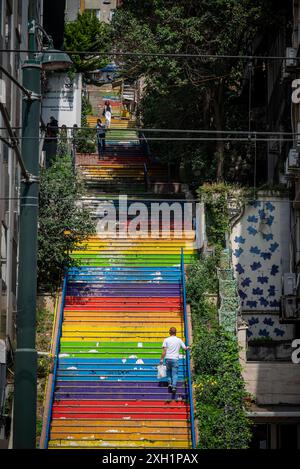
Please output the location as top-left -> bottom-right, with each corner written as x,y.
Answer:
159,327 -> 189,394
102,101 -> 112,128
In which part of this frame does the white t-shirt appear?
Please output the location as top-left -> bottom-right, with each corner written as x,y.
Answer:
105,110 -> 112,121
162,335 -> 187,360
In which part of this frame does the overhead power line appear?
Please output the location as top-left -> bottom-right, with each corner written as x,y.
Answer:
0,49 -> 298,61
0,197 -> 293,203
0,135 -> 296,142
0,127 -> 296,136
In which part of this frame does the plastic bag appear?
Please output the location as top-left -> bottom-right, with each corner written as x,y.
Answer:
157,364 -> 167,379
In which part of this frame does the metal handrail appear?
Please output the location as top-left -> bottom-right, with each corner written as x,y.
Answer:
139,130 -> 150,155
43,273 -> 68,448
180,248 -> 196,448
139,130 -> 157,163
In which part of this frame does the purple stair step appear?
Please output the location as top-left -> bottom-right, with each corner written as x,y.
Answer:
55,392 -> 187,400
56,381 -> 186,391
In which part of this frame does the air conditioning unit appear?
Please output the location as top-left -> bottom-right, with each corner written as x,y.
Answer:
285,148 -> 299,174
281,295 -> 299,320
286,47 -> 298,67
283,272 -> 297,295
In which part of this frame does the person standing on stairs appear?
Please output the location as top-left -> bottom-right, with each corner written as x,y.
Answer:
159,327 -> 189,394
102,100 -> 112,129
96,118 -> 106,159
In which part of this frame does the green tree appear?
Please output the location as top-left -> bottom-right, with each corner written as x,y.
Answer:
64,10 -> 110,74
111,0 -> 280,182
186,255 -> 219,325
74,96 -> 97,154
38,154 -> 95,291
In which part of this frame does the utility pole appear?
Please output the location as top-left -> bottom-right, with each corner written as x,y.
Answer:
13,0 -> 41,448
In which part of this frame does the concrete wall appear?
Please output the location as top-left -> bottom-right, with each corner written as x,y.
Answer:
242,362 -> 300,405
85,0 -> 117,23
41,73 -> 82,127
65,0 -> 81,22
36,295 -> 56,314
238,326 -> 300,405
66,0 -> 118,23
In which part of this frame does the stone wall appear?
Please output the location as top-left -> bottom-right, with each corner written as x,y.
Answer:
36,295 -> 56,314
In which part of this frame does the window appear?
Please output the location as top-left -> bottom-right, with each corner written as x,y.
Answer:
1,222 -> 7,286
86,9 -> 101,20
0,1 -> 3,38
11,239 -> 17,295
15,0 -> 22,43
278,424 -> 298,449
4,1 -> 12,48
249,424 -> 270,449
109,9 -> 115,21
250,423 -> 300,449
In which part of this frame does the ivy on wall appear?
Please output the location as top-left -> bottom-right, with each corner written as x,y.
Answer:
187,183 -> 251,449
217,250 -> 240,334
197,183 -> 247,248
187,257 -> 252,449
192,325 -> 252,449
186,255 -> 219,326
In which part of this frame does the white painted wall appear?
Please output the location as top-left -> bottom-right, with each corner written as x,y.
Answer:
41,72 -> 82,128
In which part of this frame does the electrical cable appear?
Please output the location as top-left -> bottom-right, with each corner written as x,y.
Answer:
0,127 -> 299,135
0,136 -> 297,141
0,197 -> 294,203
0,50 -> 298,60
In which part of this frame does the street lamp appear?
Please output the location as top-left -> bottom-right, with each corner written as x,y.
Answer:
12,11 -> 72,449
42,49 -> 73,71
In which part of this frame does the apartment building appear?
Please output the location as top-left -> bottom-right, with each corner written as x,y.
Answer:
0,0 -> 43,445
0,0 -> 44,348
65,0 -> 122,23
232,1 -> 300,449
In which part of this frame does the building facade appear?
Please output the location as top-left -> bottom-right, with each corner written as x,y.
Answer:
0,0 -> 43,445
65,0 -> 122,23
0,0 -> 43,347
233,0 -> 300,449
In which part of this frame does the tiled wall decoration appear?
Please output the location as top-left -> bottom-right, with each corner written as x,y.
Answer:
230,197 -> 292,340
243,313 -> 294,340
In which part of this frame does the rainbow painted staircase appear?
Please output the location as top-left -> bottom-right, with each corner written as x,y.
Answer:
43,124 -> 198,449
